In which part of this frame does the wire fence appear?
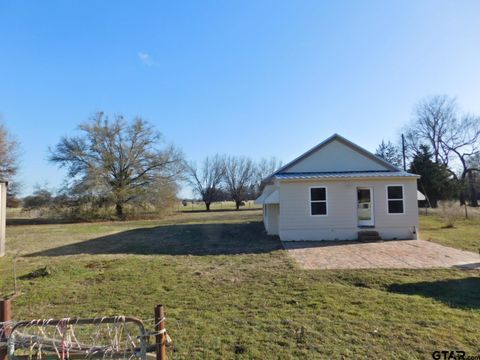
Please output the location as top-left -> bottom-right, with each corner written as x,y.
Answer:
0,304 -> 171,360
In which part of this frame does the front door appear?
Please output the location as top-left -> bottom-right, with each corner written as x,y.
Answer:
357,187 -> 374,227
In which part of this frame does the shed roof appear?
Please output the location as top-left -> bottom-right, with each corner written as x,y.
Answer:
417,190 -> 426,201
263,189 -> 279,204
255,185 -> 277,204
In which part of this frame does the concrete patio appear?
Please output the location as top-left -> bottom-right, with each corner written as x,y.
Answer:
283,239 -> 480,270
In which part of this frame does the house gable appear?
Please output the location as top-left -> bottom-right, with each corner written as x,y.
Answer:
277,134 -> 398,175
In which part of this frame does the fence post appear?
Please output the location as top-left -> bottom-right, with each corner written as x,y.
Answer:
0,299 -> 12,360
154,304 -> 167,360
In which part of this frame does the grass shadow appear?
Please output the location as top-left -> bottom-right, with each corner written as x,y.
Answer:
180,208 -> 261,213
26,220 -> 282,257
7,218 -> 87,226
388,277 -> 480,309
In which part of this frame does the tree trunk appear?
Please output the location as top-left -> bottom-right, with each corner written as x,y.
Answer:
235,200 -> 241,210
115,202 -> 125,220
468,172 -> 478,207
205,202 -> 211,211
470,192 -> 478,207
459,174 -> 468,206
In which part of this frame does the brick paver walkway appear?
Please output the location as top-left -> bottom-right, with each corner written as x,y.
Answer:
283,240 -> 480,270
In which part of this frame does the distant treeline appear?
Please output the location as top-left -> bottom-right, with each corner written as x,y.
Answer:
2,94 -> 480,220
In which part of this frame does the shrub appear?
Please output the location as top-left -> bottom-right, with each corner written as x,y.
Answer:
440,201 -> 462,228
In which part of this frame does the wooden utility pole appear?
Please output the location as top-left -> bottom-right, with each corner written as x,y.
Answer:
0,182 -> 7,257
401,134 -> 407,171
154,305 -> 167,360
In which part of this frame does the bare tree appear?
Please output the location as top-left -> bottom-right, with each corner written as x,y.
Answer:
49,113 -> 184,219
404,95 -> 457,163
440,114 -> 480,205
0,123 -> 20,203
186,154 -> 225,211
405,95 -> 480,205
254,157 -> 282,195
223,156 -> 255,210
23,185 -> 53,210
375,140 -> 402,168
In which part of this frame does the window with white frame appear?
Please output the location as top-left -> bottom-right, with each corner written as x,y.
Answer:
310,187 -> 327,215
387,185 -> 404,214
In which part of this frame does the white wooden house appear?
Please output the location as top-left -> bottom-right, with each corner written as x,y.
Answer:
256,134 -> 420,241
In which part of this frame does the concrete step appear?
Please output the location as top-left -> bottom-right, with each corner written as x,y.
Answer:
358,231 -> 382,242
358,236 -> 382,241
358,230 -> 379,236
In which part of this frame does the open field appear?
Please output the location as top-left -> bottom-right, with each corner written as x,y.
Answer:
176,200 -> 262,212
6,201 -> 263,223
1,209 -> 480,359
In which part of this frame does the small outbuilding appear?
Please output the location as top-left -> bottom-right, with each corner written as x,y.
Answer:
256,134 -> 420,241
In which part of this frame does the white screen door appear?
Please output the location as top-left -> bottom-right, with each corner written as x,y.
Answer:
357,187 -> 374,226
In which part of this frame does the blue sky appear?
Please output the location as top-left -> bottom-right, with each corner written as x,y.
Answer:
1,1 -> 480,197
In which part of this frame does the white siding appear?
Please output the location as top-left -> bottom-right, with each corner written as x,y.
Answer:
262,205 -> 267,230
278,178 -> 419,241
266,204 -> 279,235
285,140 -> 388,173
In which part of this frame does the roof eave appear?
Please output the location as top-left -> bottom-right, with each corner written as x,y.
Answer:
275,174 -> 420,181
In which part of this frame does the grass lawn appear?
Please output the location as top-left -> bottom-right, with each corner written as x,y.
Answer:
421,213 -> 480,253
1,210 -> 479,359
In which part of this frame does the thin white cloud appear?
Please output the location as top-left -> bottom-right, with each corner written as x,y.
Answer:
138,52 -> 158,66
